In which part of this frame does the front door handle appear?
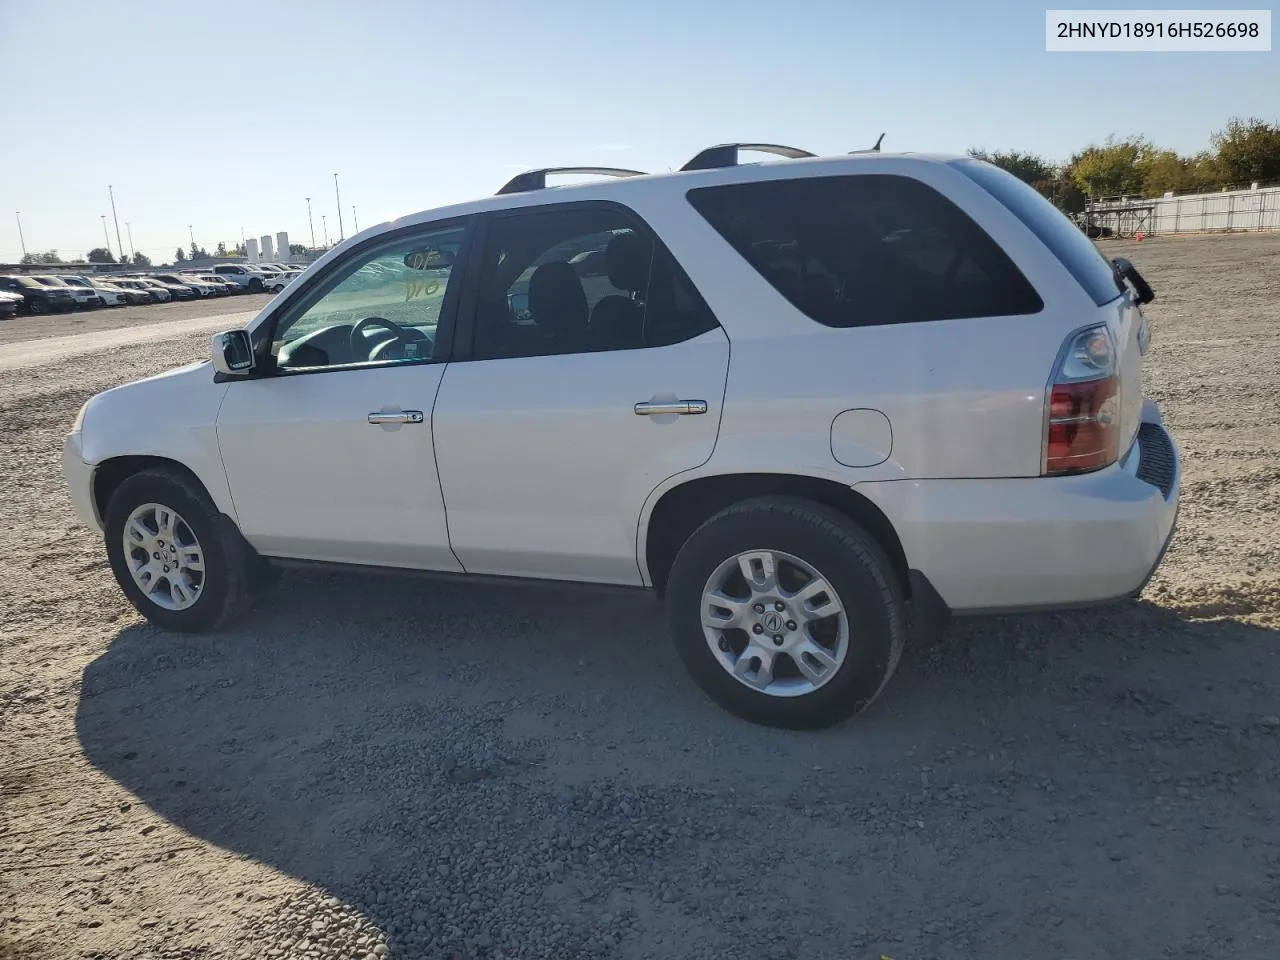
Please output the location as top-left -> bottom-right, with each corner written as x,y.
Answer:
634,400 -> 708,416
367,410 -> 424,425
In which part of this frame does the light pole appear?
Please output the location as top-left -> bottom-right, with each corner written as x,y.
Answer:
125,222 -> 134,262
101,215 -> 112,257
333,173 -> 344,241
188,224 -> 195,249
108,185 -> 124,263
321,214 -> 329,247
15,211 -> 26,258
352,205 -> 359,233
305,197 -> 316,250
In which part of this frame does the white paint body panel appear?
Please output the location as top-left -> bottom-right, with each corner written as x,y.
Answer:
215,364 -> 460,570
433,329 -> 729,583
855,402 -> 1178,610
72,361 -> 236,520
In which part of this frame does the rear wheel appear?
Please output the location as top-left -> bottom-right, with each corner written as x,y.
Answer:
666,497 -> 906,729
104,469 -> 254,632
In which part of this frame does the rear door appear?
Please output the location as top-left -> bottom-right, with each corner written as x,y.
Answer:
432,201 -> 729,584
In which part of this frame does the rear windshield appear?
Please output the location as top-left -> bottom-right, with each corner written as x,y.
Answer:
951,158 -> 1125,307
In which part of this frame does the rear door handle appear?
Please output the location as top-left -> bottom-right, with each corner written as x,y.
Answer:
634,400 -> 708,416
367,410 -> 424,425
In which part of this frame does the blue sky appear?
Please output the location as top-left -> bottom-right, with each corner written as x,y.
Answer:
1,0 -> 1275,263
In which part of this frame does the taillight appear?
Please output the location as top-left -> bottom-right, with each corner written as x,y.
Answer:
1043,324 -> 1119,475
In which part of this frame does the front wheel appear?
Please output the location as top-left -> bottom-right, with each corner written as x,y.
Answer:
248,277 -> 263,293
104,469 -> 254,632
666,497 -> 906,729
27,299 -> 47,315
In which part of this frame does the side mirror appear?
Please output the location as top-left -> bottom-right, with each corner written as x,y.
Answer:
1112,257 -> 1155,306
211,329 -> 254,376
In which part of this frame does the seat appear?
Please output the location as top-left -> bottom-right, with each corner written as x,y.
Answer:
587,232 -> 651,351
527,261 -> 588,354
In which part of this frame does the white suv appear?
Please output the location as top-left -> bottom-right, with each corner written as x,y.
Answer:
211,263 -> 277,293
62,145 -> 1179,729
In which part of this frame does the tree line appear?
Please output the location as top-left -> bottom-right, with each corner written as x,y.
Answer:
19,239 -> 308,269
21,248 -> 153,267
971,116 -> 1280,211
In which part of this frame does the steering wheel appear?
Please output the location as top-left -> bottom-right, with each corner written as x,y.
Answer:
350,316 -> 408,360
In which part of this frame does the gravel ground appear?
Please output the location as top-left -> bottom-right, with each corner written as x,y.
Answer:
1,232 -> 1278,960
0,293 -> 273,346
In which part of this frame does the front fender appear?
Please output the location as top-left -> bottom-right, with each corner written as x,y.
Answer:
77,364 -> 236,520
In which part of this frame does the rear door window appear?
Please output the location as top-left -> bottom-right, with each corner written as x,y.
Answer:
951,158 -> 1125,307
470,204 -> 720,360
686,174 -> 1043,328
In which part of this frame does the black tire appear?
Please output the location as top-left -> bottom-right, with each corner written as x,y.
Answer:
248,277 -> 264,293
665,497 -> 906,729
27,299 -> 47,315
104,468 -> 254,633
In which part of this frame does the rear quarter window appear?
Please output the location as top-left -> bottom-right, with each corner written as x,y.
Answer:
951,158 -> 1125,307
686,173 -> 1043,328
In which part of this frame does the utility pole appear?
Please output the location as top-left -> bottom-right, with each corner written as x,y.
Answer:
108,185 -> 124,263
321,215 -> 329,247
101,215 -> 112,257
125,222 -> 135,261
352,205 -> 359,233
189,224 -> 195,247
333,173 -> 344,241
305,197 -> 316,249
15,211 -> 26,258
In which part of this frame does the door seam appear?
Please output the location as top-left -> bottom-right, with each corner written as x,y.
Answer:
431,362 -> 468,573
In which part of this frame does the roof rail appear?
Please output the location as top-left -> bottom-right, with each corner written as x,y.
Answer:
679,143 -> 815,172
850,133 -> 885,154
496,167 -> 647,195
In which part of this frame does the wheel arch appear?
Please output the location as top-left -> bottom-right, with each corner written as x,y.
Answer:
93,455 -> 217,525
642,472 -> 910,600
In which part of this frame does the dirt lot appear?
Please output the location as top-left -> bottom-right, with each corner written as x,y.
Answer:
2,233 -> 1278,960
0,294 -> 274,347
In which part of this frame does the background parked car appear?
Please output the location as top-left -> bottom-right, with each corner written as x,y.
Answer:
264,272 -> 298,293
30,275 -> 100,309
137,277 -> 194,300
0,275 -> 77,313
101,278 -> 154,304
211,263 -> 275,292
110,278 -> 161,303
0,290 -> 22,318
153,274 -> 213,298
193,274 -> 234,296
59,276 -> 129,307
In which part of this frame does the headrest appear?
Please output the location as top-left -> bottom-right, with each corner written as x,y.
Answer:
605,232 -> 651,293
528,261 -> 588,337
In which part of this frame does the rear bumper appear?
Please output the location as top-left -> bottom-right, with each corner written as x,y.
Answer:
62,431 -> 101,533
858,402 -> 1180,614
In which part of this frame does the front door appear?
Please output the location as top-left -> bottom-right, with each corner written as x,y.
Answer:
216,222 -> 469,570
433,203 -> 730,584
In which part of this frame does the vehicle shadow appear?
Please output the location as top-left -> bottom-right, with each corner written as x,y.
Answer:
76,570 -> 1280,958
